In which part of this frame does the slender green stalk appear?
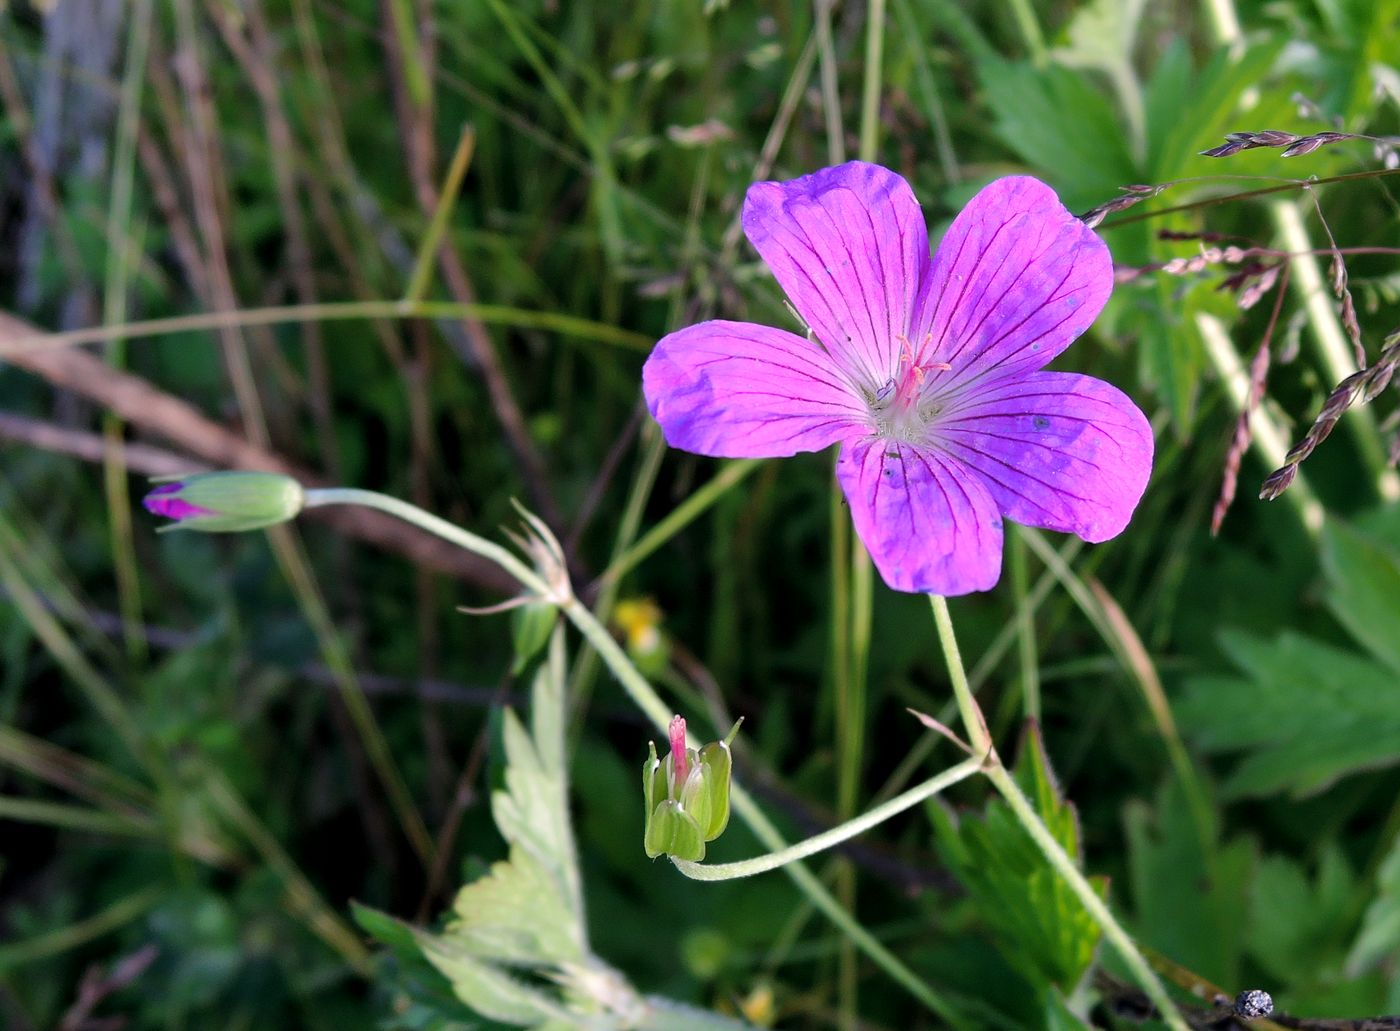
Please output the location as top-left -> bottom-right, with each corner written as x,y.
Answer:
102,0 -> 154,665
265,524 -> 435,867
303,488 -> 543,588
673,755 -> 982,881
873,538 -> 1083,807
567,431 -> 666,738
0,524 -> 146,764
837,536 -> 871,1031
204,768 -> 373,974
1018,528 -> 1214,857
840,542 -> 872,823
893,0 -> 960,185
814,0 -> 846,165
0,300 -> 652,357
595,457 -> 760,587
402,126 -> 477,304
858,0 -> 886,163
1005,0 -> 1047,66
1007,527 -> 1040,723
385,0 -> 431,107
0,885 -> 163,971
929,596 -> 1190,1031
299,488 -> 969,1026
846,19 -> 885,1016
0,795 -> 153,837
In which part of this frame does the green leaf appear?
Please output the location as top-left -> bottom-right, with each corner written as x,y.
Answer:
1124,779 -> 1254,985
931,725 -> 1103,991
383,632 -> 757,1031
1177,630 -> 1400,798
1044,987 -> 1094,1031
1147,41 -> 1287,180
1321,519 -> 1400,674
1247,846 -> 1357,983
1052,0 -> 1147,76
975,57 -> 1138,210
417,936 -> 570,1025
491,706 -> 584,939
1347,830 -> 1400,975
447,847 -> 583,967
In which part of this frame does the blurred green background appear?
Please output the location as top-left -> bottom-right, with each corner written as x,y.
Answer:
3,0 -> 1400,1027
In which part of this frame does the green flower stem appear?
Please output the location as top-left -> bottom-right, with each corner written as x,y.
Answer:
672,754 -> 982,881
303,488 -> 546,591
929,595 -> 1190,1031
302,487 -> 970,1028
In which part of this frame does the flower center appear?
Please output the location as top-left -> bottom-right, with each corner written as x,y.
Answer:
869,334 -> 950,440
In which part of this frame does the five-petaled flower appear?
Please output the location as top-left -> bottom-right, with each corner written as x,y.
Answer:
642,162 -> 1153,595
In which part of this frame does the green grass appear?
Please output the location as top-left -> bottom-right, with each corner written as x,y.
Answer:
3,0 -> 1400,1027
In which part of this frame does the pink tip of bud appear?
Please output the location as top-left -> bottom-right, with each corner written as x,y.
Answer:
668,715 -> 688,785
142,483 -> 212,521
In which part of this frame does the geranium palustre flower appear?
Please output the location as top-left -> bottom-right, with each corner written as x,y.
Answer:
643,161 -> 1152,595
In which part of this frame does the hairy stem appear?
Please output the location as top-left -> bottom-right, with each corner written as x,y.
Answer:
929,595 -> 1190,1031
672,755 -> 982,881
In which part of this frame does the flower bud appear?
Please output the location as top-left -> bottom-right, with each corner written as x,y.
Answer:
642,716 -> 741,861
142,472 -> 304,533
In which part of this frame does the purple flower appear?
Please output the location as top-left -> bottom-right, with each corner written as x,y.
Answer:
642,162 -> 1153,595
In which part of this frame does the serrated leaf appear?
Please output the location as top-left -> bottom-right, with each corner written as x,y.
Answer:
448,847 -> 582,966
1053,0 -> 1147,76
1147,41 -> 1287,180
379,630 -> 758,1031
976,57 -> 1137,210
491,707 -> 584,939
1347,830 -> 1400,974
1247,845 -> 1357,982
1321,519 -> 1400,674
418,936 -> 570,1025
1177,630 -> 1400,798
932,725 -> 1103,991
1124,780 -> 1254,985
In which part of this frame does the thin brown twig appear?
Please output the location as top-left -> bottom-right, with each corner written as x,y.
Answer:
1212,264 -> 1290,533
1261,328 -> 1400,499
167,0 -> 271,446
377,0 -> 564,533
0,309 -> 518,592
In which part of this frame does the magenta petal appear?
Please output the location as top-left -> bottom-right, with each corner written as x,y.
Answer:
836,438 -> 1003,595
917,177 -> 1112,390
743,161 -> 930,389
643,320 -> 870,458
937,371 -> 1153,542
142,490 -> 212,521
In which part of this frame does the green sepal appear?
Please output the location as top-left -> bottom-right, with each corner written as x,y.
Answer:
643,741 -> 667,819
645,799 -> 706,862
510,601 -> 558,674
693,740 -> 733,841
